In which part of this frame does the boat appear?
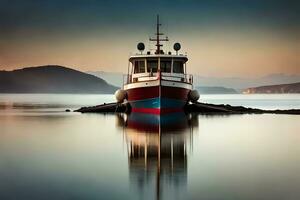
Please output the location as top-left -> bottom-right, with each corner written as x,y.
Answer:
115,15 -> 199,114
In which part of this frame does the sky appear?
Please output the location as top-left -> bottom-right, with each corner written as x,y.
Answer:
0,0 -> 299,77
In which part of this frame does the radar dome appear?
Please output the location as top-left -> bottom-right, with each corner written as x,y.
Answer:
137,42 -> 145,51
173,43 -> 181,51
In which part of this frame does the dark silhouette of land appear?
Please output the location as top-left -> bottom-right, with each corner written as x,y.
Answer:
75,102 -> 300,115
0,65 -> 118,94
244,82 -> 300,94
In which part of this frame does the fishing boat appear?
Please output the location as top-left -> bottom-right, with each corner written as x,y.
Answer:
115,16 -> 199,114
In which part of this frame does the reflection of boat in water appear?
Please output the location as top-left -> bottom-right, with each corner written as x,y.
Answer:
124,112 -> 197,132
116,112 -> 198,200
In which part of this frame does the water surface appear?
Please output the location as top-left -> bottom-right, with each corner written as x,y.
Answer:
0,94 -> 299,200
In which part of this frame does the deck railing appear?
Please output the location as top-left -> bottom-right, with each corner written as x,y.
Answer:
123,72 -> 193,85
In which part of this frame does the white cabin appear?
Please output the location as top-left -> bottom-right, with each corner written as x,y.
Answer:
125,54 -> 192,85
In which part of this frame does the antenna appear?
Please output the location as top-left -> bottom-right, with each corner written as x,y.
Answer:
149,15 -> 169,54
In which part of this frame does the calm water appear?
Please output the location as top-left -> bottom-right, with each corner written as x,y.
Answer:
0,94 -> 300,200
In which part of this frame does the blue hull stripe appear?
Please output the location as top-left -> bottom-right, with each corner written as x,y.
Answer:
130,97 -> 186,109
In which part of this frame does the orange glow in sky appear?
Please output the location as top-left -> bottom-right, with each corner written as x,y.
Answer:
1,1 -> 299,77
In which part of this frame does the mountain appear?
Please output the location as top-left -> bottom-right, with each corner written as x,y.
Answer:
193,74 -> 300,90
0,65 -> 118,93
196,86 -> 238,94
87,71 -> 300,90
244,82 -> 300,94
86,71 -> 124,87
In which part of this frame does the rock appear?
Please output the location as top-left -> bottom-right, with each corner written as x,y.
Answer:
74,102 -> 131,113
74,102 -> 300,115
185,102 -> 300,115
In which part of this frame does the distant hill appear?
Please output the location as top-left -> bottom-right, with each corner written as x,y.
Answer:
196,86 -> 238,94
86,71 -> 124,87
244,82 -> 300,94
87,71 -> 300,90
193,73 -> 300,90
0,65 -> 118,93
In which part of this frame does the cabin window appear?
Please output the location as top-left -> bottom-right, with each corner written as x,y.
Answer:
134,60 -> 145,73
173,61 -> 184,73
160,60 -> 171,73
147,60 -> 158,73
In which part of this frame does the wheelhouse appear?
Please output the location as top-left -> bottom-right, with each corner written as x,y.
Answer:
125,54 -> 192,84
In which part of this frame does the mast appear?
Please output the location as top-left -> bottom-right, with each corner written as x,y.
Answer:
150,15 -> 169,54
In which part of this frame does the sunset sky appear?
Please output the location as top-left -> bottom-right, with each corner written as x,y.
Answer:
0,0 -> 299,77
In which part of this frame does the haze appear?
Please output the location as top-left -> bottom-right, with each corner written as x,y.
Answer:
0,0 -> 299,77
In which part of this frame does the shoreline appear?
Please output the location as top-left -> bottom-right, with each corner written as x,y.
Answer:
74,102 -> 300,115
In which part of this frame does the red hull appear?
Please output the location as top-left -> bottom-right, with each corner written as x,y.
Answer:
126,85 -> 190,114
126,86 -> 190,101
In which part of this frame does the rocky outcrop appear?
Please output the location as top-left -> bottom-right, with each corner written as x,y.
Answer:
244,82 -> 300,94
